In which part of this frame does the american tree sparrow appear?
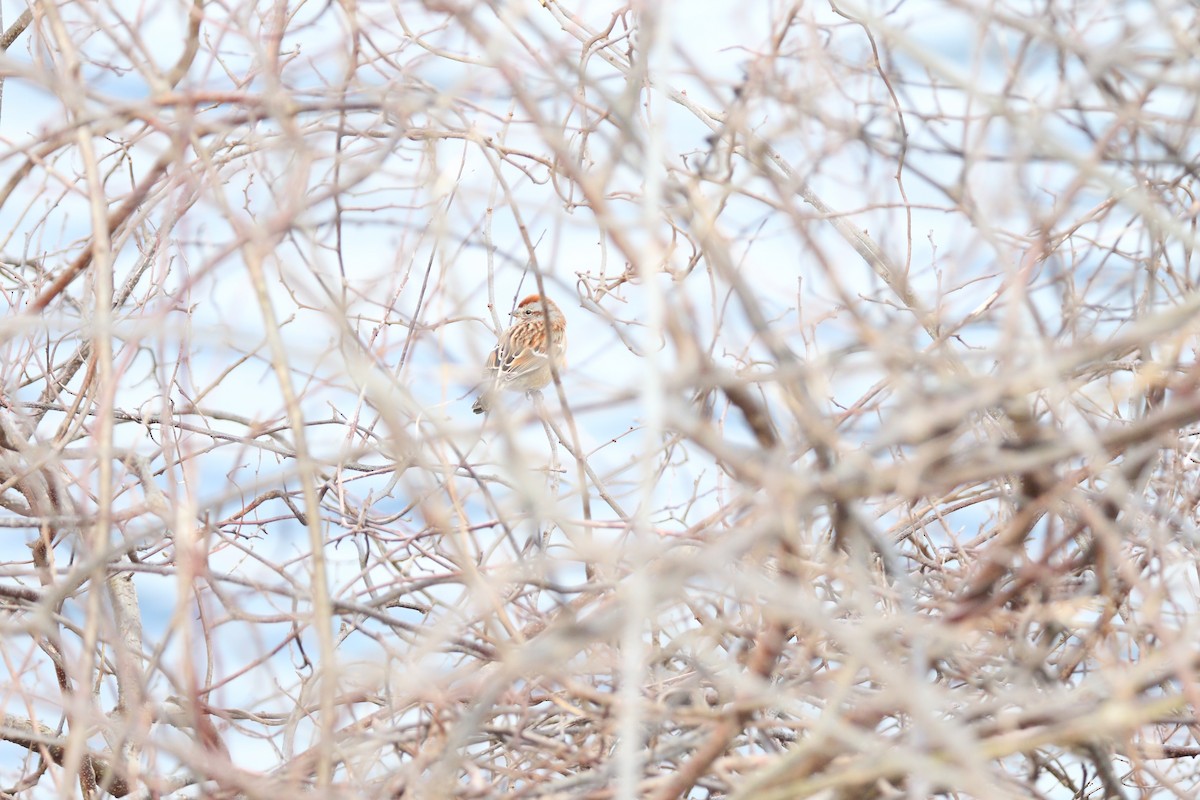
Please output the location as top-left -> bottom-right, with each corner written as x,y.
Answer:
472,294 -> 567,414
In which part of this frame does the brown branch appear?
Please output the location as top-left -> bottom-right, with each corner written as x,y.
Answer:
0,8 -> 31,52
27,147 -> 176,314
0,715 -> 130,797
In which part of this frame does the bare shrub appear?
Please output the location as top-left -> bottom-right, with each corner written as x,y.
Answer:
1,1 -> 1199,797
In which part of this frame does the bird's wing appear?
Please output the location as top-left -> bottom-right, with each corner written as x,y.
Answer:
493,337 -> 549,382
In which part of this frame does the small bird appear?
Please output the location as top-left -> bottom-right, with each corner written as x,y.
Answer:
472,294 -> 567,414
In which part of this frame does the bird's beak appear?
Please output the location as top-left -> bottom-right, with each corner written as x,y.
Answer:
509,310 -> 519,318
